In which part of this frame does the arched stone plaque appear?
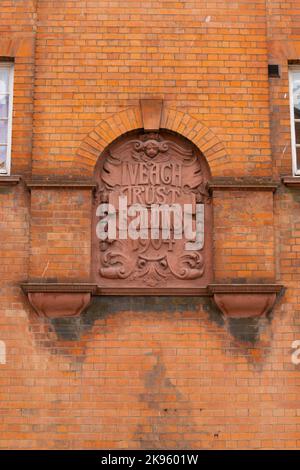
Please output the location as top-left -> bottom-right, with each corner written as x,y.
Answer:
92,130 -> 212,292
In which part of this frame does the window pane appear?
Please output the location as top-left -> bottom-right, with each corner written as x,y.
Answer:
0,68 -> 9,94
0,120 -> 8,143
0,95 -> 8,118
296,146 -> 300,172
293,72 -> 300,118
295,121 -> 300,145
0,146 -> 6,170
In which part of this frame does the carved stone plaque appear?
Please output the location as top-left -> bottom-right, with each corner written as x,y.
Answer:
92,130 -> 212,292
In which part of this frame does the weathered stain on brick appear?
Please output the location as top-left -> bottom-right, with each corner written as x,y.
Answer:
227,318 -> 260,344
50,296 -> 215,339
136,350 -> 199,449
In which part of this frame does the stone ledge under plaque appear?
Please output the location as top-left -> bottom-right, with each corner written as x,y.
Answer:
95,286 -> 211,296
21,283 -> 97,319
208,284 -> 284,319
21,282 -> 284,320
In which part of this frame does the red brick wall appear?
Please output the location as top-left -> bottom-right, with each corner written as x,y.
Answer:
32,0 -> 271,177
213,190 -> 275,282
29,189 -> 91,280
0,0 -> 36,176
0,0 -> 299,450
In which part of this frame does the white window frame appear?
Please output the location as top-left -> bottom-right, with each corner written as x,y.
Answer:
0,63 -> 14,176
289,67 -> 300,176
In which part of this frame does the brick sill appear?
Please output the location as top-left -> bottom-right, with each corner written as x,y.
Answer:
209,177 -> 279,192
24,177 -> 280,192
0,177 -> 283,191
26,180 -> 97,190
282,176 -> 300,188
0,175 -> 21,186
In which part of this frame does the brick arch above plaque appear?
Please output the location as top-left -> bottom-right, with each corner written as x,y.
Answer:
76,106 -> 228,177
92,129 -> 213,294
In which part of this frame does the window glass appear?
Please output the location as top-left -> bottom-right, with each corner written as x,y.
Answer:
290,70 -> 300,175
0,64 -> 13,175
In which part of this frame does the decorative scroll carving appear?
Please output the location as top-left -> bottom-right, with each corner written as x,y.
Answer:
92,130 -> 212,291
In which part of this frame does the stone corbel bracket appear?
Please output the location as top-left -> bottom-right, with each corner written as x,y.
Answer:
21,283 -> 97,319
208,284 -> 284,319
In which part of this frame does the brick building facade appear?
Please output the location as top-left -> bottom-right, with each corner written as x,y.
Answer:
0,0 -> 300,449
